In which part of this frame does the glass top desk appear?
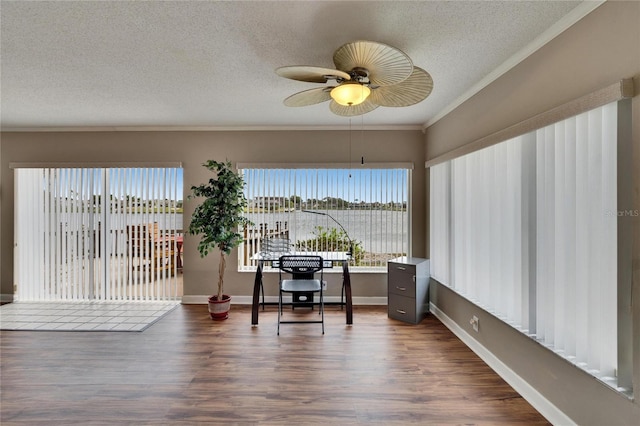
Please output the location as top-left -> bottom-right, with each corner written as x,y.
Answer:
251,251 -> 353,325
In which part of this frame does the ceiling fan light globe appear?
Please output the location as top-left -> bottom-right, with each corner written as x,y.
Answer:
330,82 -> 371,106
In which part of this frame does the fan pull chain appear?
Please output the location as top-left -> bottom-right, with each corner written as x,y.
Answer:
361,112 -> 365,165
349,118 -> 353,178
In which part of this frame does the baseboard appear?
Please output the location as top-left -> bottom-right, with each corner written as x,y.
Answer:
429,302 -> 575,426
0,294 -> 15,303
181,295 -> 387,305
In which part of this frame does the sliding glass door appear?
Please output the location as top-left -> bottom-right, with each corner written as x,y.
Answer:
14,166 -> 183,302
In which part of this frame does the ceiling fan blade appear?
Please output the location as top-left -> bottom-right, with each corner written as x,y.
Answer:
368,67 -> 434,107
283,87 -> 333,107
329,99 -> 379,117
333,40 -> 413,87
276,66 -> 351,83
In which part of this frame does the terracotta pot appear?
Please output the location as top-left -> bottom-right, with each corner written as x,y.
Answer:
208,294 -> 231,320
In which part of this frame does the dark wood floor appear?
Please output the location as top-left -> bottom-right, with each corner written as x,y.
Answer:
1,304 -> 549,425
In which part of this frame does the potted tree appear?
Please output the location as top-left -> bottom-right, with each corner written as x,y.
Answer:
188,160 -> 251,320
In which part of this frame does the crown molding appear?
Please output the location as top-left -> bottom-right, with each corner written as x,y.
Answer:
422,0 -> 606,130
0,124 -> 423,133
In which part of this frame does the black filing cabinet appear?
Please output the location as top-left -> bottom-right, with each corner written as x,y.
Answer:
387,257 -> 430,324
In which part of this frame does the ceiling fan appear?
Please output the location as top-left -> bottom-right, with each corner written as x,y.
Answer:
276,40 -> 433,117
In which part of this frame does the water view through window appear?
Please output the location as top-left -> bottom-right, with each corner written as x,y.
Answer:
238,166 -> 411,271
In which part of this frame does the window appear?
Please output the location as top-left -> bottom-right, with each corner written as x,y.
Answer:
430,100 -> 631,392
238,164 -> 412,272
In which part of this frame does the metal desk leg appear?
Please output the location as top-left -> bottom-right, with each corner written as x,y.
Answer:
343,261 -> 353,325
251,262 -> 263,325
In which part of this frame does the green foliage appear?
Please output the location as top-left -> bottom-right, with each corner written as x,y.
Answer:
295,226 -> 364,265
187,160 -> 252,298
188,160 -> 251,256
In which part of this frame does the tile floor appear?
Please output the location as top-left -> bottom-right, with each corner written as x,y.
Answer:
0,300 -> 180,332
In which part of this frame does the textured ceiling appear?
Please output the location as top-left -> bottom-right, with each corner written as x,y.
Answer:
1,1 -> 598,130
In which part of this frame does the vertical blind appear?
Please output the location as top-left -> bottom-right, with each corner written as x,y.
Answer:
238,165 -> 411,271
430,101 -> 619,385
14,167 -> 182,301
535,103 -> 617,378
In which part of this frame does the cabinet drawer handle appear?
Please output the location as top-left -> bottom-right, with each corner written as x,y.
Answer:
396,266 -> 406,271
396,309 -> 407,315
395,286 -> 407,291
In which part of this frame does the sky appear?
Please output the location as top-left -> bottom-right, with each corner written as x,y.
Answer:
39,166 -> 408,204
241,167 -> 409,203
